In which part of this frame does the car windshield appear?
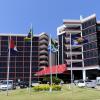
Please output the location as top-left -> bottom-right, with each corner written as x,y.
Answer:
79,81 -> 84,83
32,81 -> 38,83
2,81 -> 13,84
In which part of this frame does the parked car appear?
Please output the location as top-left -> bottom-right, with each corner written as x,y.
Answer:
31,81 -> 40,87
77,80 -> 96,88
19,81 -> 29,88
85,80 -> 96,88
74,80 -> 79,85
0,80 -> 16,90
77,80 -> 85,87
96,77 -> 100,85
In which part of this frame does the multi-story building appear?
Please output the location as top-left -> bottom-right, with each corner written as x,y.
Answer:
57,14 -> 100,82
0,32 -> 49,82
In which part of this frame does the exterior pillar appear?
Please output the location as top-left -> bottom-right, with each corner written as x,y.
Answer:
83,70 -> 86,80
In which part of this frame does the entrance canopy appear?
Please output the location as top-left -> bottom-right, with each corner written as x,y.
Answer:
35,64 -> 67,76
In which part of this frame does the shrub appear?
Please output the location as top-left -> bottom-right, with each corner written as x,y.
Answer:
33,85 -> 49,91
33,85 -> 61,91
52,85 -> 61,91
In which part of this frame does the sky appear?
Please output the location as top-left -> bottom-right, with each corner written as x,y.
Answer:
0,0 -> 99,38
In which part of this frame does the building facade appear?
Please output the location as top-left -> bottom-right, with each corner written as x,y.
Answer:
57,14 -> 100,82
0,32 -> 49,82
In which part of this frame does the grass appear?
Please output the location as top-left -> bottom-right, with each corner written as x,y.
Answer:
0,85 -> 100,100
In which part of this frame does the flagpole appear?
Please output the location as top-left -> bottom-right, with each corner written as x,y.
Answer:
49,34 -> 52,92
56,37 -> 59,78
62,35 -> 63,64
56,51 -> 57,78
7,35 -> 11,96
0,37 -> 1,56
29,24 -> 33,95
70,33 -> 73,84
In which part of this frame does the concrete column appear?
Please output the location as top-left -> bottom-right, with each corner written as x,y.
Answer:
83,70 -> 86,80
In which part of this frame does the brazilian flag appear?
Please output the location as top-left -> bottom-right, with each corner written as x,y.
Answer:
24,28 -> 33,42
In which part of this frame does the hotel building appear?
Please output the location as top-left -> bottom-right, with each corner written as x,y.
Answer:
57,14 -> 100,82
0,32 -> 49,82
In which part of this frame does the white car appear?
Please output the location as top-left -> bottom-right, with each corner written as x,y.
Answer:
0,80 -> 14,90
77,80 -> 96,88
31,81 -> 40,87
77,80 -> 85,87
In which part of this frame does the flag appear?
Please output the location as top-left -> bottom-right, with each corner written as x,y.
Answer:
71,37 -> 88,45
10,38 -> 18,56
48,38 -> 57,52
76,37 -> 88,44
24,28 -> 33,42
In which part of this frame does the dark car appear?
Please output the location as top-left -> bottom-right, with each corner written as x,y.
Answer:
19,81 -> 29,88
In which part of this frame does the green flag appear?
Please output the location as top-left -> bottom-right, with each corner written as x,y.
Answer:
24,27 -> 33,42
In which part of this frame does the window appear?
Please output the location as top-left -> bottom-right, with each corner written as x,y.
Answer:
10,62 -> 15,67
83,42 -> 97,51
84,58 -> 98,66
17,42 -> 24,46
16,68 -> 23,72
1,36 -> 8,40
9,68 -> 15,72
0,68 -> 7,72
24,57 -> 30,62
16,57 -> 23,61
16,62 -> 23,67
84,50 -> 98,58
0,62 -> 7,67
17,37 -> 24,41
1,40 -> 8,46
0,57 -> 7,61
32,57 -> 38,61
24,68 -> 30,72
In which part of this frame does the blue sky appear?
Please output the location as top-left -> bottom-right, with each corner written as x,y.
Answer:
0,0 -> 99,38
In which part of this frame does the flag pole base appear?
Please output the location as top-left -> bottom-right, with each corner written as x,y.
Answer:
49,87 -> 52,92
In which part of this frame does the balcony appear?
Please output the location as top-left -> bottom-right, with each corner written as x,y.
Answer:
39,57 -> 48,61
39,39 -> 48,45
39,35 -> 48,40
65,59 -> 82,62
39,61 -> 48,65
39,50 -> 48,54
65,51 -> 82,55
39,44 -> 48,49
39,55 -> 48,59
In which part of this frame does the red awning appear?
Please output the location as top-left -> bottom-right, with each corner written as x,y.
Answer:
35,64 -> 67,76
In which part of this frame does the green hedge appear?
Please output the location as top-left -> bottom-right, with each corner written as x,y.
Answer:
33,85 -> 61,91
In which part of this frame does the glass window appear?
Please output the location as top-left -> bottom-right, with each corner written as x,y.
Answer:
0,68 -> 7,72
32,52 -> 38,56
17,42 -> 24,46
33,37 -> 39,41
10,62 -> 15,67
1,52 -> 8,56
32,62 -> 38,66
24,68 -> 30,72
16,62 -> 23,67
16,68 -> 23,72
9,68 -> 15,72
32,57 -> 38,61
17,37 -> 24,41
16,57 -> 23,61
24,62 -> 30,67
1,47 -> 8,51
0,62 -> 7,67
1,36 -> 8,40
0,57 -> 7,61
32,42 -> 38,46
1,41 -> 8,46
